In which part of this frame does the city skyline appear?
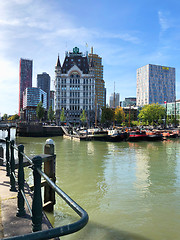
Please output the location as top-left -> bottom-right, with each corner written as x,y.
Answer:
1,0 -> 180,115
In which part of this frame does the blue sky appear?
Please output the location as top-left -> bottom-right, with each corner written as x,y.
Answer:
1,0 -> 180,115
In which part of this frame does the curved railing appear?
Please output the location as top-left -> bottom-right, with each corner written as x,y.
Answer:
2,137 -> 89,240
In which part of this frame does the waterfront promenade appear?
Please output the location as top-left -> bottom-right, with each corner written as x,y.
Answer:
0,164 -> 51,239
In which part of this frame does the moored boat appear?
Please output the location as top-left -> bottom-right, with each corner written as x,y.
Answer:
87,128 -> 108,141
107,129 -> 126,142
127,130 -> 147,142
145,130 -> 163,141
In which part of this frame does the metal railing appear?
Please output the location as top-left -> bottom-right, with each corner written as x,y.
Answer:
2,137 -> 88,240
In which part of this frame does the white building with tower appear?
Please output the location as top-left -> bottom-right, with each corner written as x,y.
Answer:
55,47 -> 95,125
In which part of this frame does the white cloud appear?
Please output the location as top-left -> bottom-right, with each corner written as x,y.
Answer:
0,59 -> 19,115
158,11 -> 171,32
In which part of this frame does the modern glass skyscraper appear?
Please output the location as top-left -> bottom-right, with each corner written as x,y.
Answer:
37,72 -> 50,110
19,58 -> 33,115
136,64 -> 176,107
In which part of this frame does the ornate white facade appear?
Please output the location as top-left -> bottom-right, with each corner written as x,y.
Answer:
55,48 -> 95,125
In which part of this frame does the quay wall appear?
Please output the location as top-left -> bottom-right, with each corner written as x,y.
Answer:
16,123 -> 63,137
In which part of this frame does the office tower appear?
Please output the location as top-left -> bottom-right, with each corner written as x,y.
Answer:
55,47 -> 95,125
23,87 -> 47,121
109,93 -> 120,108
136,64 -> 175,107
37,72 -> 50,110
19,58 -> 33,115
88,47 -> 106,110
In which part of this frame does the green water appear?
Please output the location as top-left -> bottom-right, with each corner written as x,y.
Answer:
15,136 -> 180,240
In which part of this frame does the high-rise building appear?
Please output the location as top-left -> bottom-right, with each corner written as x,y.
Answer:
88,47 -> 106,111
109,93 -> 120,108
37,72 -> 50,110
55,47 -> 95,125
23,87 -> 47,121
136,64 -> 176,107
19,58 -> 33,115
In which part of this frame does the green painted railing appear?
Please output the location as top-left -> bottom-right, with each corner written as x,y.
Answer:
2,137 -> 88,240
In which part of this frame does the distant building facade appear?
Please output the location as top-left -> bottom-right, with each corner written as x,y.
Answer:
55,47 -> 95,125
123,97 -> 136,107
23,87 -> 47,121
19,58 -> 33,115
123,106 -> 138,121
88,47 -> 106,111
136,64 -> 176,107
162,100 -> 180,125
109,93 -> 120,108
37,72 -> 50,110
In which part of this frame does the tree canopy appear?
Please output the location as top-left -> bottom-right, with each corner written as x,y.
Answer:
80,110 -> 87,124
36,101 -> 45,121
138,103 -> 166,126
114,107 -> 125,124
60,108 -> 66,122
8,114 -> 19,121
48,106 -> 55,122
101,107 -> 114,126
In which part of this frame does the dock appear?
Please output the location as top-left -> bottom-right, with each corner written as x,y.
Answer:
0,164 -> 53,239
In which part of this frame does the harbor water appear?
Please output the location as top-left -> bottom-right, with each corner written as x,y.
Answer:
3,130 -> 180,240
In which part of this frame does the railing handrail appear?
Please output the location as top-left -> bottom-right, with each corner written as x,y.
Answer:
2,138 -> 89,240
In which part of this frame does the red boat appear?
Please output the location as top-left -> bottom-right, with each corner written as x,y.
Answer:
128,131 -> 147,142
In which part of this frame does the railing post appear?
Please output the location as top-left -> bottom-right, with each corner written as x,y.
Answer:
10,140 -> 16,191
16,144 -> 26,217
5,137 -> 10,176
0,145 -> 3,166
32,156 -> 42,232
44,139 -> 56,212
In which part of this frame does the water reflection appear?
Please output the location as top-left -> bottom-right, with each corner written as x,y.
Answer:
7,135 -> 180,240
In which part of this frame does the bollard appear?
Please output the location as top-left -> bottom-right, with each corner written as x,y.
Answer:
16,145 -> 26,217
0,145 -> 3,165
5,137 -> 10,176
10,140 -> 16,191
32,156 -> 42,232
44,139 -> 56,212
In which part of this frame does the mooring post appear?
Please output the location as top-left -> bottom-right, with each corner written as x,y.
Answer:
16,144 -> 26,217
0,145 -> 3,166
8,128 -> 10,140
44,139 -> 56,212
5,137 -> 10,176
32,156 -> 42,232
10,140 -> 16,191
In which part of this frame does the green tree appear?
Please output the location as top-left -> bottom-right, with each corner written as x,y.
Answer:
48,106 -> 55,123
138,103 -> 166,126
114,107 -> 125,124
101,107 -> 114,127
36,101 -> 45,121
80,110 -> 87,126
2,113 -> 8,120
60,108 -> 66,122
8,114 -> 19,121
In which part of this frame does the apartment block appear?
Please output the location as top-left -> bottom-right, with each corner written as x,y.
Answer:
136,64 -> 175,106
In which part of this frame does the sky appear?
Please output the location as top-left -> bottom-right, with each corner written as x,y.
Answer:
1,0 -> 180,116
